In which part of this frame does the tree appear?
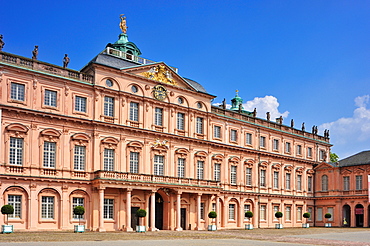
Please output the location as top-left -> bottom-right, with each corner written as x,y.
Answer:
275,211 -> 283,225
245,211 -> 253,223
73,206 -> 85,225
136,209 -> 147,229
1,205 -> 14,225
208,211 -> 217,226
330,152 -> 339,163
325,213 -> 332,220
303,212 -> 310,224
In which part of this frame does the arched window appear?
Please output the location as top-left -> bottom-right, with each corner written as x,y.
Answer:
321,175 -> 328,191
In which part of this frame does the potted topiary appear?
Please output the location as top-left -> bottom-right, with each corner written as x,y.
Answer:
208,211 -> 217,231
73,206 -> 85,233
302,212 -> 310,228
324,213 -> 332,227
1,204 -> 14,233
245,211 -> 254,230
136,209 -> 147,232
275,211 -> 283,229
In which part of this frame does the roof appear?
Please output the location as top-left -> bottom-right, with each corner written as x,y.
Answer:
338,150 -> 370,167
88,53 -> 141,69
183,77 -> 207,93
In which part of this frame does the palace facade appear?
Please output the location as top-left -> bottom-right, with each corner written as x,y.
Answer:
0,22 -> 335,231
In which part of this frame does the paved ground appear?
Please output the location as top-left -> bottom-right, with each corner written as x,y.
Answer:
0,228 -> 369,246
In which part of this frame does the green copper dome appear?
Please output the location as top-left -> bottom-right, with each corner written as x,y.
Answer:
230,90 -> 243,111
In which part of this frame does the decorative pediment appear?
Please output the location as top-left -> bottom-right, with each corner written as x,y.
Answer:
259,161 -> 268,169
175,148 -> 189,157
244,159 -> 255,167
307,169 -> 315,174
40,128 -> 61,137
284,165 -> 293,172
127,141 -> 144,148
212,154 -> 224,162
315,162 -> 334,170
354,167 -> 365,174
139,64 -> 177,86
151,139 -> 169,149
296,167 -> 304,173
101,137 -> 119,145
229,198 -> 238,203
272,163 -> 281,170
71,133 -> 90,142
195,151 -> 208,160
6,123 -> 29,133
229,156 -> 240,164
340,169 -> 352,175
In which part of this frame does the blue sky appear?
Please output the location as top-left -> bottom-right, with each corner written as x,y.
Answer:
1,0 -> 369,160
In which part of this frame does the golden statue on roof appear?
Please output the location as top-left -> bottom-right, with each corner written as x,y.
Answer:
140,65 -> 177,86
119,14 -> 127,34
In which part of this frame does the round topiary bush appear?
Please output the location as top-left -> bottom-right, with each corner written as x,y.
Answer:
1,205 -> 14,215
324,213 -> 332,219
275,211 -> 283,219
208,211 -> 217,219
136,209 -> 147,218
303,212 -> 311,219
73,206 -> 85,216
245,211 -> 254,218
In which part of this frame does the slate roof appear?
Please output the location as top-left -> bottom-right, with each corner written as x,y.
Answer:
184,78 -> 207,93
338,150 -> 370,167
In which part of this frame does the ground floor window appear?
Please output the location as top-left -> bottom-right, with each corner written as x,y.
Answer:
41,196 -> 54,219
72,197 -> 85,219
229,204 -> 235,220
260,205 -> 266,221
104,199 -> 114,219
244,204 -> 251,221
8,195 -> 21,218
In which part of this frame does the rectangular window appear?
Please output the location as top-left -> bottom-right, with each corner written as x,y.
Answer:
317,207 -> 323,221
285,206 -> 291,221
343,176 -> 350,191
177,113 -> 185,130
43,141 -> 56,168
260,136 -> 266,148
286,173 -> 291,190
11,82 -> 25,101
154,155 -> 164,176
285,142 -> 291,153
244,204 -> 251,220
154,108 -> 163,126
297,207 -> 302,221
229,204 -> 235,220
319,150 -> 326,160
308,176 -> 312,192
297,175 -> 302,191
103,148 -> 114,171
103,198 -> 114,219
273,139 -> 279,151
44,90 -> 57,107
129,102 -> 139,121
9,137 -> 23,166
214,125 -> 221,139
308,207 -> 313,221
214,163 -> 221,181
273,171 -> 279,189
260,169 -> 266,187
212,203 -> 216,212
200,203 -> 205,220
72,197 -> 84,219
246,168 -> 252,186
41,196 -> 54,219
273,205 -> 279,221
129,152 -> 139,173
8,195 -> 21,219
230,166 -> 237,185
307,147 -> 312,158
197,160 -> 204,179
246,133 -> 252,145
75,96 -> 87,113
74,145 -> 86,171
230,129 -> 237,142
356,175 -> 363,190
177,158 -> 185,178
104,96 -> 114,117
297,145 -> 302,155
260,205 -> 266,220
327,207 -> 334,221
196,117 -> 203,134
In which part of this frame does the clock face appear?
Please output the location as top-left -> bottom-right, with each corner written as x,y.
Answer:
153,85 -> 167,101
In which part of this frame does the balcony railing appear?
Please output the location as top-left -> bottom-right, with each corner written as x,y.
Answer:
0,52 -> 93,83
94,171 -> 221,188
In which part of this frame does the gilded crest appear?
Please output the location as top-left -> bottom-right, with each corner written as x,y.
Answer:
140,65 -> 176,85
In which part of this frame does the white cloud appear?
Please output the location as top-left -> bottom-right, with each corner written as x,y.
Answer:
213,95 -> 289,120
320,95 -> 370,159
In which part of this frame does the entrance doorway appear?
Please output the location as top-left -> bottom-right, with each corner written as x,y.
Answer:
343,205 -> 351,227
149,193 -> 164,230
181,208 -> 186,230
355,204 -> 364,227
131,207 -> 140,230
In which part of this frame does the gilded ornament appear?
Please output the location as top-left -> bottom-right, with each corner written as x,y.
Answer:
140,65 -> 176,85
119,14 -> 127,34
153,85 -> 167,101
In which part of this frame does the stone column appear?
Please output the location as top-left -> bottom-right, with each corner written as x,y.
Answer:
28,184 -> 37,230
98,188 -> 106,232
195,193 -> 202,230
148,192 -> 156,231
175,192 -> 182,231
238,199 -> 244,227
125,188 -> 133,231
215,195 -> 220,228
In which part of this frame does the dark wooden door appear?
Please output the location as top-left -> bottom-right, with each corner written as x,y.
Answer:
131,207 -> 140,230
181,208 -> 186,230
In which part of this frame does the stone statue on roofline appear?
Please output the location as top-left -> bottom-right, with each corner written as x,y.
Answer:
266,112 -> 270,121
63,54 -> 70,68
291,119 -> 294,128
302,122 -> 305,132
222,98 -> 226,109
119,14 -> 127,34
253,108 -> 257,117
32,45 -> 38,60
0,35 -> 4,51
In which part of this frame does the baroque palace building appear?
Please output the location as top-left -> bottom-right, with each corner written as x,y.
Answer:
0,18 -> 334,231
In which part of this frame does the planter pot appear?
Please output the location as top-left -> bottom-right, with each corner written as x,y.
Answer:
302,223 -> 309,228
325,223 -> 332,228
136,225 -> 146,232
275,224 -> 283,229
208,225 -> 217,231
74,225 -> 85,233
2,225 -> 13,234
245,224 -> 253,230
